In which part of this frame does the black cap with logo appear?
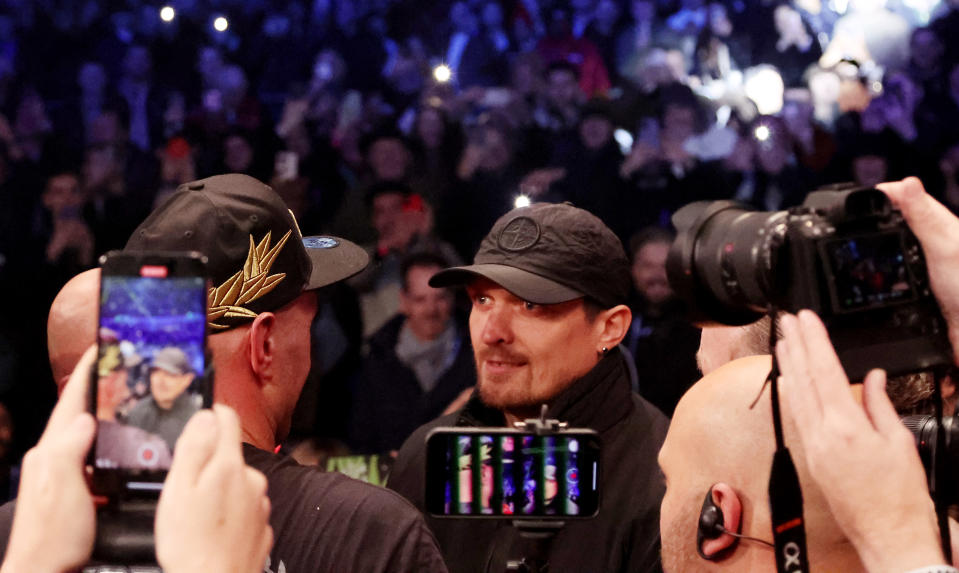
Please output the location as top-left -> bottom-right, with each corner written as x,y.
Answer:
125,173 -> 369,331
429,202 -> 631,308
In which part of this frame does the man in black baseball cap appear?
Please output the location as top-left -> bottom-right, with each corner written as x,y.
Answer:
124,173 -> 447,572
389,202 -> 670,572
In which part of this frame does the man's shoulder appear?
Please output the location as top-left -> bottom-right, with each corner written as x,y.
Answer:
243,445 -> 448,573
125,397 -> 157,421
624,393 -> 670,444
243,444 -> 424,519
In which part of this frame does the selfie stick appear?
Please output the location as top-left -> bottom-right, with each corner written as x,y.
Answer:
505,405 -> 568,573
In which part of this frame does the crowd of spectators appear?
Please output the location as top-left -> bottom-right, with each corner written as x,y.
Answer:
2,0 -> 959,497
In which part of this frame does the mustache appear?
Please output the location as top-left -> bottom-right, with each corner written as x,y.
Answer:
475,349 -> 528,363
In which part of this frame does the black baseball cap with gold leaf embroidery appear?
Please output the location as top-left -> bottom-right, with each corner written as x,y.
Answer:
125,173 -> 369,331
429,202 -> 631,308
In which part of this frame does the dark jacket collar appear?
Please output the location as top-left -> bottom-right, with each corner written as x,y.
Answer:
457,347 -> 634,435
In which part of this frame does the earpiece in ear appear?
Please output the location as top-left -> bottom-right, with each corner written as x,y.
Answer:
696,485 -> 775,560
697,488 -> 727,559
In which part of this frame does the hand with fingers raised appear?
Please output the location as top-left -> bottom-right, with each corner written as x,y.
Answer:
776,310 -> 946,573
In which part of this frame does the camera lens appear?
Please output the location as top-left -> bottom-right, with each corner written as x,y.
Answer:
667,200 -> 788,326
901,414 -> 959,504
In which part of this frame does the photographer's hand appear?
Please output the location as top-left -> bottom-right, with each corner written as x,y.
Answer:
776,310 -> 945,573
155,405 -> 272,573
878,177 -> 959,364
0,347 -> 98,573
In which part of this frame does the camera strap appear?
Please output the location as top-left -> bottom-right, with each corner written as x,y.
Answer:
932,370 -> 953,563
765,310 -> 810,573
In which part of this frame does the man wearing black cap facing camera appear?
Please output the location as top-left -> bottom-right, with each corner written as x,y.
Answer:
126,346 -> 200,452
388,202 -> 670,572
124,173 -> 447,572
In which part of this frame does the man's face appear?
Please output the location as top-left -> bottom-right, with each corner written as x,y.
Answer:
401,264 -> 453,341
97,369 -> 130,420
547,69 -> 580,108
371,191 -> 405,241
42,174 -> 82,216
632,241 -> 672,305
467,278 -> 601,413
658,397 -> 708,573
579,115 -> 612,150
149,369 -> 194,410
368,138 -> 410,181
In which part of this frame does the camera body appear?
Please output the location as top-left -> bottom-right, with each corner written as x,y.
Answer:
668,184 -> 953,381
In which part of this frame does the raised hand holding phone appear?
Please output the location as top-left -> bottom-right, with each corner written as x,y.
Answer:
0,347 -> 98,573
156,405 -> 272,573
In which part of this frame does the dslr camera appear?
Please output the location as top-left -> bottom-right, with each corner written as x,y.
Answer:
667,184 -> 954,380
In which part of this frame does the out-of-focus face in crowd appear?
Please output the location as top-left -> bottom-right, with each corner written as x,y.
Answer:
547,66 -> 580,109
368,136 -> 411,181
371,190 -> 406,243
401,264 -> 454,341
42,173 -> 83,218
416,108 -> 446,150
579,113 -> 613,150
478,125 -> 512,172
223,134 -> 254,173
631,240 -> 672,306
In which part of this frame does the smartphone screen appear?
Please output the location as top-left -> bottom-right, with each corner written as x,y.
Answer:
425,428 -> 600,518
93,251 -> 210,495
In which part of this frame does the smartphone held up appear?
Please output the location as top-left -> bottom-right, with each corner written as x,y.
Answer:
92,251 -> 213,497
425,428 -> 601,519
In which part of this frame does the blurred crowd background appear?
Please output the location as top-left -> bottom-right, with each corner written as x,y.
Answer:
1,0 -> 959,498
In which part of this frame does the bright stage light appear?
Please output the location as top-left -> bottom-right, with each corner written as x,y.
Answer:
614,128 -> 634,155
754,125 -> 771,142
744,65 -> 785,115
514,195 -> 531,209
213,17 -> 229,32
433,64 -> 452,83
160,6 -> 175,22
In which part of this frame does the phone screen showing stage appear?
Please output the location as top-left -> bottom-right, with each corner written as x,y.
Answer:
95,274 -> 206,474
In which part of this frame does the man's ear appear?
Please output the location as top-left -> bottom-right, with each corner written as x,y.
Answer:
247,312 -> 277,383
595,304 -> 631,351
699,482 -> 743,560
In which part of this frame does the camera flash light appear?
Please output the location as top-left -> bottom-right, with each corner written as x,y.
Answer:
433,64 -> 452,83
514,195 -> 531,209
160,6 -> 175,22
213,16 -> 229,32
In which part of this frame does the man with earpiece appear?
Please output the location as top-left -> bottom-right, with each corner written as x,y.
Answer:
658,178 -> 959,573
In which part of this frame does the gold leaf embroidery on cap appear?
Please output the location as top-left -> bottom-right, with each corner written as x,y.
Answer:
208,230 -> 290,330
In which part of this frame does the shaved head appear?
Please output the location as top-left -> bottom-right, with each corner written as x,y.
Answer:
47,268 -> 100,389
659,355 -> 861,572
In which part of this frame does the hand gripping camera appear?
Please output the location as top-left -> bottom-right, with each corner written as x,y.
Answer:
667,184 -> 954,380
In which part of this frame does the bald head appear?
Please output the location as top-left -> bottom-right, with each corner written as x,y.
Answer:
659,355 -> 860,572
48,268 -> 100,389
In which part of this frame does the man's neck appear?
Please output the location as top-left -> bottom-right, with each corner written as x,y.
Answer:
218,395 -> 278,451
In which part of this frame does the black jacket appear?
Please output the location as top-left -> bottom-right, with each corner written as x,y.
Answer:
388,348 -> 669,572
349,315 -> 476,454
